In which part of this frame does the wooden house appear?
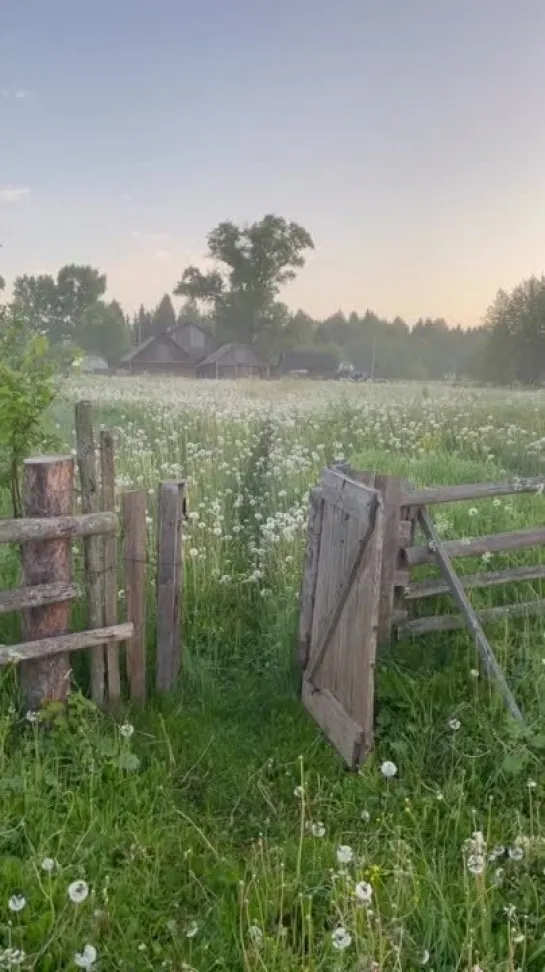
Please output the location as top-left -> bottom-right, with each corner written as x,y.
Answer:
170,321 -> 217,362
277,350 -> 340,379
197,343 -> 269,379
120,334 -> 197,376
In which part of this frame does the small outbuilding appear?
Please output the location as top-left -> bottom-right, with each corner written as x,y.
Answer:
277,350 -> 341,379
120,334 -> 197,376
79,353 -> 109,374
197,343 -> 269,379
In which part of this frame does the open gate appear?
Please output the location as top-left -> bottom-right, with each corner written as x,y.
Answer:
298,469 -> 384,768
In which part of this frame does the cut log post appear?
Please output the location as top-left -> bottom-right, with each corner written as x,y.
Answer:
418,507 -> 524,723
122,489 -> 147,701
75,400 -> 105,705
20,455 -> 74,710
100,430 -> 120,703
156,480 -> 184,692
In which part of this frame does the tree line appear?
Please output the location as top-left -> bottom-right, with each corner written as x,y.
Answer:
1,213 -> 543,384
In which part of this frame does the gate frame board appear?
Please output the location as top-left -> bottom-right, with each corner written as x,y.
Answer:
300,468 -> 384,769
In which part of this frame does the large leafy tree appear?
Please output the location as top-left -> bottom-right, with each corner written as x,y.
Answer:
79,300 -> 131,361
173,215 -> 314,355
485,276 -> 545,384
13,264 -> 107,347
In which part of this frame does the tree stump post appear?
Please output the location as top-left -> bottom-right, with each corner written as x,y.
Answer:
20,455 -> 74,710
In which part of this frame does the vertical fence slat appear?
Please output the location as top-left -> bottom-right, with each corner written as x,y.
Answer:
75,401 -> 105,704
20,455 -> 74,710
122,489 -> 147,701
374,475 -> 402,648
156,481 -> 184,692
100,430 -> 120,703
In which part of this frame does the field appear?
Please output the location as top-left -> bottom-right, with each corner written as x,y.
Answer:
3,376 -> 545,971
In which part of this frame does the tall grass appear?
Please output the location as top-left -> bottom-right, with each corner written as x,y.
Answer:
2,377 -> 545,970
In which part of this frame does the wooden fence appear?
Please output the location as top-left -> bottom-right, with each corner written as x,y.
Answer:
299,466 -> 545,766
0,402 -> 185,710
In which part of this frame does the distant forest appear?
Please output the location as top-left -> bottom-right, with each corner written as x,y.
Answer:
1,214 -> 544,384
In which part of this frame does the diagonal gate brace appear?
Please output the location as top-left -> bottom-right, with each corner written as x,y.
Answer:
418,507 -> 524,724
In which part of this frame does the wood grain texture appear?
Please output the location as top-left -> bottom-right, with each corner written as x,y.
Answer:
297,487 -> 324,671
302,680 -> 364,769
156,481 -> 184,692
398,598 -> 545,634
374,475 -> 402,648
20,456 -> 74,709
0,623 -> 133,666
402,476 -> 545,507
0,512 -> 117,545
100,430 -> 120,703
122,489 -> 147,701
406,527 -> 545,567
76,400 -> 104,704
405,563 -> 545,600
0,582 -> 78,615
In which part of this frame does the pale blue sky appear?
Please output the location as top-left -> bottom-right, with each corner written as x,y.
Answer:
2,0 -> 545,325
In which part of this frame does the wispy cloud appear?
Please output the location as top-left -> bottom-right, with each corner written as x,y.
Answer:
1,88 -> 32,100
0,186 -> 30,203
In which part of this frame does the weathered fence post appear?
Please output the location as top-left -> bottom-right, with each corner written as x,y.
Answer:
75,401 -> 105,704
122,489 -> 147,701
20,455 -> 74,710
156,480 -> 184,692
100,430 -> 120,703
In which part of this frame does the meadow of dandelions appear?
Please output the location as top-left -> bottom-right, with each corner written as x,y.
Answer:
3,375 -> 545,969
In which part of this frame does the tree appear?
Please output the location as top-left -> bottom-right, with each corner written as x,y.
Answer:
485,276 -> 545,384
79,300 -> 131,362
0,308 -> 60,515
13,264 -> 107,346
133,304 -> 153,344
150,294 -> 176,338
174,214 -> 314,355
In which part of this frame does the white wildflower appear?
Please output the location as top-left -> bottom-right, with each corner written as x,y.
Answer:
380,760 -> 397,778
293,785 -> 304,799
311,822 -> 325,837
332,925 -> 352,951
74,944 -> 97,969
467,854 -> 485,875
470,668 -> 479,679
354,880 -> 373,903
448,717 -> 461,731
41,856 -> 57,873
248,925 -> 263,948
360,809 -> 371,822
68,880 -> 89,904
8,894 -> 26,913
185,921 -> 199,939
336,845 -> 354,865
508,846 -> 524,861
119,723 -> 134,739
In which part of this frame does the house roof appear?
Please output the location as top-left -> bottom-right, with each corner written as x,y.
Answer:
198,343 -> 265,368
120,333 -> 195,364
279,350 -> 340,373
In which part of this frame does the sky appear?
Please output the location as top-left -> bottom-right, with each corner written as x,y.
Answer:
2,0 -> 545,327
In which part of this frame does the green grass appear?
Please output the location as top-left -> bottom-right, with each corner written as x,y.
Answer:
3,377 -> 545,970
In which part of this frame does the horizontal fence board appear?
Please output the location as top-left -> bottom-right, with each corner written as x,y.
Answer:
0,582 -> 79,615
401,476 -> 545,507
406,527 -> 545,567
0,622 -> 133,667
0,512 -> 117,545
406,564 -> 545,600
398,599 -> 545,635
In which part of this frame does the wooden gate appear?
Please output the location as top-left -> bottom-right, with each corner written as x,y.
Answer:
298,469 -> 384,768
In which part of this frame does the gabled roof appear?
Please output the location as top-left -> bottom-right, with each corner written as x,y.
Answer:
198,343 -> 265,368
172,320 -> 216,341
120,333 -> 195,364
